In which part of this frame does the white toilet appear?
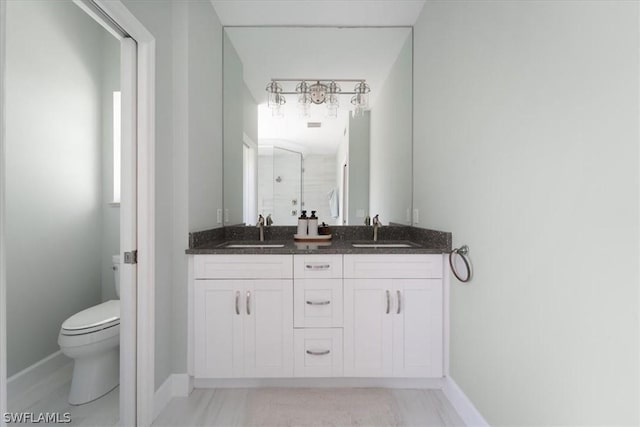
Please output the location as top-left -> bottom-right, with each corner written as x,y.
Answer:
58,255 -> 121,405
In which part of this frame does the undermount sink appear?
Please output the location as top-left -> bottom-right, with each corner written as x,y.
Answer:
222,243 -> 285,248
352,242 -> 416,248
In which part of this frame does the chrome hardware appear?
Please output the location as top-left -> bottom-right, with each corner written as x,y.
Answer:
397,290 -> 402,314
306,300 -> 331,306
450,245 -> 472,283
246,291 -> 251,315
386,290 -> 390,314
124,250 -> 137,264
306,349 -> 330,356
256,215 -> 265,241
305,264 -> 331,270
372,214 -> 382,242
235,291 -> 240,315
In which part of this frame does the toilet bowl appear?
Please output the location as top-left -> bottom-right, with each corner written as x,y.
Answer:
58,255 -> 120,405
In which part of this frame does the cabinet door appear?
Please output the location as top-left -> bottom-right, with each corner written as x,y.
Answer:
244,280 -> 294,377
392,279 -> 443,377
194,280 -> 246,378
344,279 -> 393,377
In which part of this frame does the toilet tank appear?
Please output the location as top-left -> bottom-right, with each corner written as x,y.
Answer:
112,255 -> 121,298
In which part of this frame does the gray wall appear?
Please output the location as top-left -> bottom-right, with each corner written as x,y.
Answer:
5,0 -> 106,376
100,32 -> 121,302
120,0 -> 224,389
120,0 -> 175,390
223,33 -> 244,226
369,32 -> 412,226
413,1 -> 639,424
347,111 -> 370,225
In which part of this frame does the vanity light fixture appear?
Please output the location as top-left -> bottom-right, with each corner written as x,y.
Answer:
265,78 -> 370,118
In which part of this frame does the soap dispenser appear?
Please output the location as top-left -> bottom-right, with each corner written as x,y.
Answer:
308,211 -> 319,236
297,210 -> 308,236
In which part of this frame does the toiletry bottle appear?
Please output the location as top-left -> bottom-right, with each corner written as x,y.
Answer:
364,215 -> 371,226
308,211 -> 319,236
297,210 -> 308,236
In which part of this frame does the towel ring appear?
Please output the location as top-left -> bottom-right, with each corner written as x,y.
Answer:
449,245 -> 472,283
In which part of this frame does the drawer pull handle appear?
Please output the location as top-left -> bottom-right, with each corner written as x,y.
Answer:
235,291 -> 240,315
386,290 -> 390,314
306,264 -> 331,270
246,291 -> 251,315
306,349 -> 330,356
306,300 -> 331,306
397,290 -> 402,314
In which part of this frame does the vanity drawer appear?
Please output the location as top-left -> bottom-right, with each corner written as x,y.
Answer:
294,328 -> 343,377
294,255 -> 343,279
294,279 -> 343,328
194,255 -> 293,279
343,254 -> 443,279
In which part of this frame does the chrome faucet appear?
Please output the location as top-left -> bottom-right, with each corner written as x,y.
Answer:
372,214 -> 381,241
257,214 -> 265,241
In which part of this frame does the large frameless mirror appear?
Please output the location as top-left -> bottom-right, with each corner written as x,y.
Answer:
223,27 -> 413,227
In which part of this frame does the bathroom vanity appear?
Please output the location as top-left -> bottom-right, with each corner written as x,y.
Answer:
186,226 -> 451,387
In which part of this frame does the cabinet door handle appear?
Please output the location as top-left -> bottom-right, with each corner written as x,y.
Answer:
246,291 -> 251,315
306,349 -> 330,356
386,290 -> 390,314
305,264 -> 331,270
235,291 -> 240,315
397,290 -> 402,314
306,300 -> 331,306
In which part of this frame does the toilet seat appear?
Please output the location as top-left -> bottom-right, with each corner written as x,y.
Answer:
61,300 -> 120,336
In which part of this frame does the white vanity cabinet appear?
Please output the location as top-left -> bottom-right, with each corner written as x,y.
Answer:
192,255 -> 293,378
292,255 -> 344,377
190,252 -> 446,382
343,255 -> 444,378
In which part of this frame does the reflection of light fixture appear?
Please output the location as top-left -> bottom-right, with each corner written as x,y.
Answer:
351,81 -> 370,117
265,81 -> 286,117
266,79 -> 369,118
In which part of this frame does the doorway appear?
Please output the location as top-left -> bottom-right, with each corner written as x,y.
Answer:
0,0 -> 155,425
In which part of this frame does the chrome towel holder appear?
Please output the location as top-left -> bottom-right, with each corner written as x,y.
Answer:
449,245 -> 472,283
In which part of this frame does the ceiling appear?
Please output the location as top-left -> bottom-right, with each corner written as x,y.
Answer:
210,1 -> 426,26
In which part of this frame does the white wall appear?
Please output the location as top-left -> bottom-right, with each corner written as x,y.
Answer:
414,1 -> 639,425
5,0 -> 105,376
369,33 -> 412,225
303,154 -> 337,225
100,31 -> 121,302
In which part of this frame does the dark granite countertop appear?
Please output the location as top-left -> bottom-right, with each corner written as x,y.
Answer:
186,225 -> 451,255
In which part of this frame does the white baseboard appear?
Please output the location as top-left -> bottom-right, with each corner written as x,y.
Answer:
171,373 -> 192,397
442,377 -> 489,427
153,373 -> 191,421
7,351 -> 72,410
193,377 -> 445,389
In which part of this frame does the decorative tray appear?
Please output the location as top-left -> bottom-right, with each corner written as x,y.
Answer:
293,234 -> 332,242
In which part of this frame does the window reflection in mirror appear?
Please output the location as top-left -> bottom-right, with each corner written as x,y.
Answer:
224,27 -> 413,227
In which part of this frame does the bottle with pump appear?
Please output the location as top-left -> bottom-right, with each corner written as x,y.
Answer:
308,211 -> 318,236
297,210 -> 308,236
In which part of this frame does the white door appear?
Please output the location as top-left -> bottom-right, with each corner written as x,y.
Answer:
119,37 -> 137,425
392,279 -> 444,377
194,280 -> 245,378
344,279 -> 393,377
244,280 -> 294,377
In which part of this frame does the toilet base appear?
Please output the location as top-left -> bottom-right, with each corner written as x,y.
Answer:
68,347 -> 119,405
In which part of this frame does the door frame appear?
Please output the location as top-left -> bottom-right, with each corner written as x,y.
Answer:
0,1 -> 156,426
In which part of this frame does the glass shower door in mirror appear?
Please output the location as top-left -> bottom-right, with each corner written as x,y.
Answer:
258,147 -> 302,225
